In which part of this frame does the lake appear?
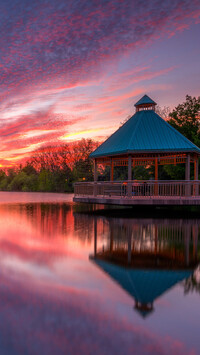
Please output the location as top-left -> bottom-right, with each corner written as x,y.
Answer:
0,192 -> 199,355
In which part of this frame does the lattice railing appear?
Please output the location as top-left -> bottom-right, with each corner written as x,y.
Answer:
74,180 -> 200,198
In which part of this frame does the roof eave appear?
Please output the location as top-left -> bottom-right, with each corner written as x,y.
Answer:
90,148 -> 200,159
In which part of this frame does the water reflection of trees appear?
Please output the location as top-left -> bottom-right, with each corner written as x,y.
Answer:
0,203 -> 73,239
15,203 -> 100,242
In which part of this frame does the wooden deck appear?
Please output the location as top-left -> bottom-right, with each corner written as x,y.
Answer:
73,180 -> 200,206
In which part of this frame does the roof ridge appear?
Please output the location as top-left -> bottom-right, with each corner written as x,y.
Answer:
127,111 -> 143,151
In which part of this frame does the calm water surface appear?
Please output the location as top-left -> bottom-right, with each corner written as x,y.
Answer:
0,192 -> 199,355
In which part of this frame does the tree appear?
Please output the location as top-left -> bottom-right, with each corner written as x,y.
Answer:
120,114 -> 132,127
71,139 -> 99,181
0,170 -> 8,190
51,165 -> 73,192
168,95 -> 200,146
155,105 -> 171,119
8,171 -> 29,191
29,145 -> 71,172
38,169 -> 54,192
164,95 -> 200,180
22,163 -> 38,176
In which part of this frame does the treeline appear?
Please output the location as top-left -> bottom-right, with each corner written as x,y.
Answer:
0,139 -> 99,192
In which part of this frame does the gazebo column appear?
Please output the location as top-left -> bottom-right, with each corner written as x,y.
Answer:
194,157 -> 199,180
110,158 -> 114,181
185,154 -> 190,196
127,155 -> 132,197
94,159 -> 98,196
154,158 -> 158,195
155,158 -> 158,180
194,156 -> 199,196
185,154 -> 190,180
94,159 -> 98,182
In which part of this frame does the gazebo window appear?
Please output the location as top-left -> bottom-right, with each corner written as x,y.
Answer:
135,98 -> 156,112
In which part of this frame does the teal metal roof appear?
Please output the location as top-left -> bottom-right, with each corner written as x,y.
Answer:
94,260 -> 192,306
90,110 -> 200,158
134,94 -> 156,106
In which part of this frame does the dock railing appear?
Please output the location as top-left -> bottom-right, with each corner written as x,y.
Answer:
74,180 -> 200,198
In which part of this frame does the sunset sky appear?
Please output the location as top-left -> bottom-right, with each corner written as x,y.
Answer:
0,0 -> 199,167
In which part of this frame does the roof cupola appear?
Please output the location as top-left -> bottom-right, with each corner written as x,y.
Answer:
134,94 -> 157,112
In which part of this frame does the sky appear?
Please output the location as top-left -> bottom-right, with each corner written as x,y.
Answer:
0,0 -> 199,167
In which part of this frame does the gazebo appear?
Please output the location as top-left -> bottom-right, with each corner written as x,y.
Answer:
74,95 -> 200,206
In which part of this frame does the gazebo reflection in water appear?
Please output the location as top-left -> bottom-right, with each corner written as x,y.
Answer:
82,213 -> 200,318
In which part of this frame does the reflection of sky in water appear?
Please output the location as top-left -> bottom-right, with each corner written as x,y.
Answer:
0,192 -> 199,354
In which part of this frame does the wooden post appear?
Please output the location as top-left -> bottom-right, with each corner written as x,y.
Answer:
155,158 -> 158,196
94,159 -> 98,196
194,157 -> 199,196
185,154 -> 190,180
185,154 -> 190,196
94,159 -> 98,182
127,155 -> 132,197
110,158 -> 114,181
155,158 -> 158,180
128,155 -> 132,180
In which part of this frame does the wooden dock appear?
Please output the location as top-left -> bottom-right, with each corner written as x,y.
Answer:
73,180 -> 200,206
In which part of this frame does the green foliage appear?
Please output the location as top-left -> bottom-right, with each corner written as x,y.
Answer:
72,158 -> 93,182
114,166 -> 128,181
165,95 -> 200,180
38,169 -> 54,192
22,163 -> 38,176
133,166 -> 152,180
71,139 -> 99,182
51,166 -> 73,192
6,168 -> 17,184
98,166 -> 110,181
0,170 -> 8,190
168,95 -> 200,146
8,171 -> 29,191
163,164 -> 185,180
0,139 -> 99,192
